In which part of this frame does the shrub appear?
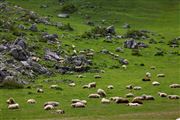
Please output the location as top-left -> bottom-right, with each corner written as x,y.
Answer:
125,30 -> 149,39
61,3 -> 78,14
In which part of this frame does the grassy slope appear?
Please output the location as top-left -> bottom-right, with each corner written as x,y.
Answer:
0,0 -> 180,120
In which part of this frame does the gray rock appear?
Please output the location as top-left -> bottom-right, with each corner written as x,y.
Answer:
124,39 -> 138,49
106,25 -> 115,34
14,37 -> 26,49
122,23 -> 130,29
29,23 -> 38,32
44,49 -> 61,61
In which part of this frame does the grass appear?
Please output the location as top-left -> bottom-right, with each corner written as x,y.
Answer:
0,0 -> 180,120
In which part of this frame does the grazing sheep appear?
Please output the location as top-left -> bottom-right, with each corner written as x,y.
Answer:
126,85 -> 133,89
146,72 -> 151,78
44,104 -> 54,110
169,84 -> 180,88
6,98 -> 16,105
142,95 -> 155,100
31,56 -> 40,62
133,86 -> 142,90
142,77 -> 151,81
101,98 -> 110,104
122,65 -> 127,70
109,97 -> 120,101
150,66 -> 156,70
82,85 -> 89,89
158,92 -> 167,97
133,96 -> 145,101
55,109 -> 65,114
27,99 -> 36,104
126,93 -> 134,98
88,93 -> 100,98
71,102 -> 85,108
71,99 -> 81,103
44,101 -> 59,107
115,97 -> 129,104
127,103 -> 141,106
94,75 -> 101,79
152,81 -> 160,86
50,85 -> 59,89
107,85 -> 114,89
97,89 -> 106,97
157,74 -> 165,77
131,99 -> 143,104
88,82 -> 96,88
37,88 -> 44,93
168,95 -> 180,99
8,103 -> 20,109
69,83 -> 76,87
76,75 -> 85,78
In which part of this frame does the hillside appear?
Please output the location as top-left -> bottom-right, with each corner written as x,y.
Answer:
0,0 -> 180,120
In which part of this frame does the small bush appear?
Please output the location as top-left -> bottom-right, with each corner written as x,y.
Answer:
61,4 -> 78,14
125,30 -> 149,39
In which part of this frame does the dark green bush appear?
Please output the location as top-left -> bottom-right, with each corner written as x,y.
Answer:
61,3 -> 77,14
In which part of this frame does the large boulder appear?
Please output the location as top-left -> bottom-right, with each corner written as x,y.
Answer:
10,45 -> 29,61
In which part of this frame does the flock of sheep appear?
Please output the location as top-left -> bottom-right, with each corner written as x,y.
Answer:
6,68 -> 180,115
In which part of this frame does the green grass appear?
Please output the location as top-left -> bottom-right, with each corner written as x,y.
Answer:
0,0 -> 180,120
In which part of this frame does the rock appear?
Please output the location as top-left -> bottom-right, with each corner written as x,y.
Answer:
14,37 -> 27,49
0,45 -> 7,52
122,23 -> 130,29
124,39 -> 138,49
28,61 -> 49,74
29,23 -> 38,32
115,47 -> 123,52
57,13 -> 69,18
44,49 -> 61,61
10,45 -> 29,61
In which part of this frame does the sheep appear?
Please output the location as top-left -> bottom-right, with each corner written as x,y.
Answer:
168,95 -> 180,99
86,52 -> 94,58
150,66 -> 156,70
76,75 -> 85,78
27,99 -> 36,104
125,93 -> 134,98
50,85 -> 59,89
142,95 -> 155,100
158,92 -> 167,97
8,103 -> 20,109
107,85 -> 114,89
69,83 -> 76,87
71,99 -> 87,105
37,88 -> 44,93
169,84 -> 180,88
101,98 -> 110,104
109,97 -> 120,101
88,82 -> 96,88
122,65 -> 127,70
6,98 -> 16,105
126,85 -> 133,89
97,89 -> 106,97
133,86 -> 142,90
82,85 -> 89,89
133,96 -> 145,101
94,75 -> 101,79
157,74 -> 165,77
55,109 -> 65,114
44,101 -> 59,107
127,103 -> 141,106
71,102 -> 85,108
142,77 -> 151,81
115,97 -> 129,104
146,72 -> 151,78
88,93 -> 100,98
131,99 -> 143,104
44,104 -> 54,110
152,81 -> 160,86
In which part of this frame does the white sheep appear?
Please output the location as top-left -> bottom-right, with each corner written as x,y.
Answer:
133,86 -> 142,90
8,103 -> 19,109
107,85 -> 114,89
146,72 -> 151,78
126,85 -> 133,89
152,81 -> 160,86
168,95 -> 180,99
109,97 -> 120,101
37,88 -> 44,93
97,89 -> 106,97
27,99 -> 36,104
71,102 -> 85,108
169,84 -> 180,88
94,75 -> 101,79
50,85 -> 59,89
126,93 -> 134,98
55,109 -> 65,114
44,101 -> 59,107
127,103 -> 141,106
157,74 -> 165,77
122,65 -> 127,70
6,98 -> 16,105
69,83 -> 76,87
158,92 -> 167,97
44,104 -> 54,110
133,96 -> 145,101
88,82 -> 96,88
88,93 -> 100,98
101,98 -> 110,104
82,84 -> 89,89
